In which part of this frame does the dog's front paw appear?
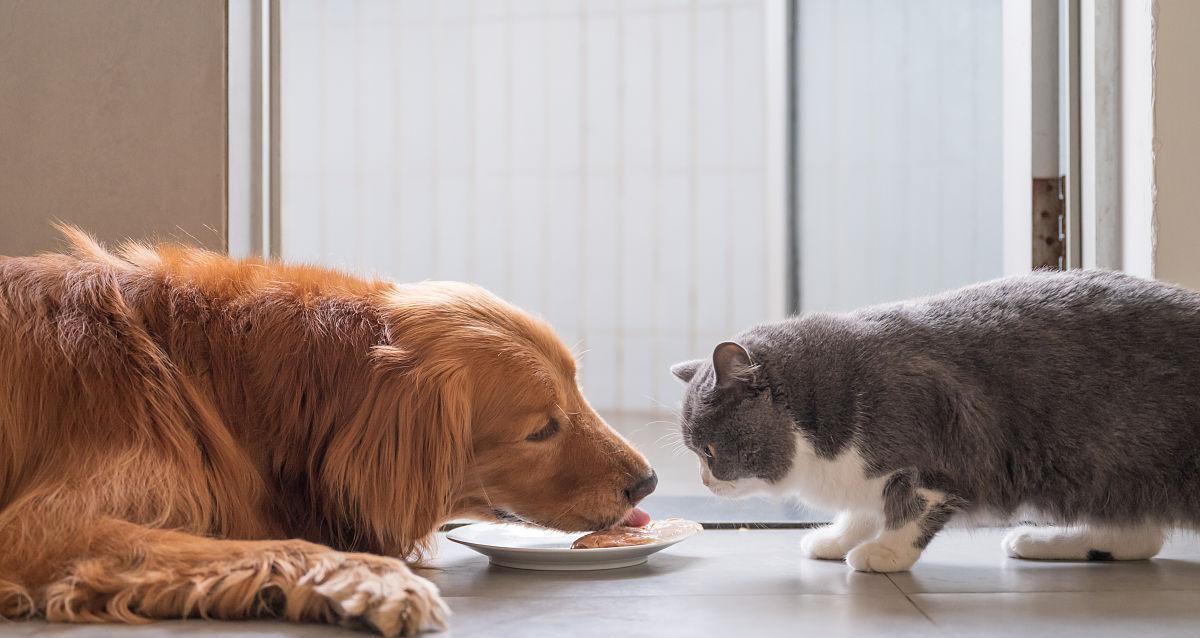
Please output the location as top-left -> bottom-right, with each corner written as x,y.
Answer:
800,528 -> 852,560
846,541 -> 919,573
308,556 -> 449,637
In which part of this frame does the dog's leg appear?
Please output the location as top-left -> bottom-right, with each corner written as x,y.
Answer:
1003,524 -> 1164,561
2,517 -> 447,637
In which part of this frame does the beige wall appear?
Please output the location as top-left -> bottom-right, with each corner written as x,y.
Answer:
0,0 -> 226,256
1152,0 -> 1200,289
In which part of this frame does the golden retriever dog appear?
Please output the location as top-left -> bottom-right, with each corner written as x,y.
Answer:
0,227 -> 657,636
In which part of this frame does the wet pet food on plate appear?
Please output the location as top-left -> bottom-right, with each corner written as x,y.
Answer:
571,518 -> 703,549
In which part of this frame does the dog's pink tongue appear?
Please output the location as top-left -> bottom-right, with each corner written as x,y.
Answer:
621,507 -> 651,527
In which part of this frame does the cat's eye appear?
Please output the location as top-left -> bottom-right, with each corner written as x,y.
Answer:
526,418 -> 560,442
702,444 -> 717,460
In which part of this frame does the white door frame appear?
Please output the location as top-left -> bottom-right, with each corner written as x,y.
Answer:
1079,0 -> 1122,270
1006,0 -> 1136,276
227,0 -> 278,260
1002,0 -> 1036,275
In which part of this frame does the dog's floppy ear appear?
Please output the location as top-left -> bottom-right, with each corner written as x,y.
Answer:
670,359 -> 703,383
323,345 -> 470,560
712,341 -> 755,389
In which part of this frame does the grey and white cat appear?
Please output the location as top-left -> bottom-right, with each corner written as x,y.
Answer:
671,269 -> 1200,572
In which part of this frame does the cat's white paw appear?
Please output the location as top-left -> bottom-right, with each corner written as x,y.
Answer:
846,541 -> 920,573
801,528 -> 852,560
1003,526 -> 1053,559
1003,525 -> 1162,561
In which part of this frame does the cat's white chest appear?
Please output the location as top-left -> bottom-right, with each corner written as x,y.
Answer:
772,434 -> 885,512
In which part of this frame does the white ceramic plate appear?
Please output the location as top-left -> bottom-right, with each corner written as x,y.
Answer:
446,523 -> 701,571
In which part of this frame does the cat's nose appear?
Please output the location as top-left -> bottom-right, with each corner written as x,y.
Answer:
624,470 -> 658,504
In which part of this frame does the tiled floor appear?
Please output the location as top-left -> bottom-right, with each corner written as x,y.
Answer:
5,527 -> 1200,637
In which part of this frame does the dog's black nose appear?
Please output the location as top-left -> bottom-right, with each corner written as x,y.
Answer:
625,470 -> 658,504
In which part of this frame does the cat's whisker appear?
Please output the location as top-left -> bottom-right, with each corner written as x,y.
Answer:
654,432 -> 682,446
671,444 -> 695,458
661,434 -> 685,446
642,394 -> 678,411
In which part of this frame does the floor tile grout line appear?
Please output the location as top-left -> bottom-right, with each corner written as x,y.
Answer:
887,573 -> 940,627
435,586 -> 1200,599
903,588 -> 1200,596
437,591 -> 926,600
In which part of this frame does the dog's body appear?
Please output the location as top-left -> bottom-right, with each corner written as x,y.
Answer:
0,229 -> 653,635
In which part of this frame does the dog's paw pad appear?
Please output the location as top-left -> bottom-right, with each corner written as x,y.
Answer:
313,560 -> 449,637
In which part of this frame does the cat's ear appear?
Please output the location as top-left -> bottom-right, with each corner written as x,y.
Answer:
712,341 -> 755,389
670,359 -> 703,383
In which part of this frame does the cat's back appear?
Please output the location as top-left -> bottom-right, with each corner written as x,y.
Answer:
847,270 -> 1200,439
856,269 -> 1200,348
744,270 -> 1200,371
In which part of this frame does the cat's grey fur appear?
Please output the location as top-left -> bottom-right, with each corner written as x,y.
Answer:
672,270 -> 1200,570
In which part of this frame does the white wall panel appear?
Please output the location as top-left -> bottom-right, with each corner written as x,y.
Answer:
281,0 -> 777,413
797,0 -> 1004,312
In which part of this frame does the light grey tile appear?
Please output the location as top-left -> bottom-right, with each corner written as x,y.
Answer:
429,529 -> 901,597
910,591 -> 1200,638
0,620 -> 356,637
0,623 -> 36,637
890,528 -> 1200,594
441,593 -> 936,638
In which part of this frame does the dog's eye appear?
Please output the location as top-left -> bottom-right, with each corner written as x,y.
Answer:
526,418 -> 560,442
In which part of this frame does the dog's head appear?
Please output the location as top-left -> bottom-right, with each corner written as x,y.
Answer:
461,336 -> 657,532
330,282 -> 654,556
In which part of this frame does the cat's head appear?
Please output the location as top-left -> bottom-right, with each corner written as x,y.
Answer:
671,342 -> 796,498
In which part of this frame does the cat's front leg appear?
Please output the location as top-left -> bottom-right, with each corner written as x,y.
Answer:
801,511 -> 880,560
845,470 -> 956,573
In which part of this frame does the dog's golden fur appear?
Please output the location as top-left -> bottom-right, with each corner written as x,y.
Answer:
0,228 -> 652,635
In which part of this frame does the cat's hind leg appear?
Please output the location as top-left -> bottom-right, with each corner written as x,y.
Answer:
1003,524 -> 1164,561
800,511 -> 881,560
845,470 -> 957,573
